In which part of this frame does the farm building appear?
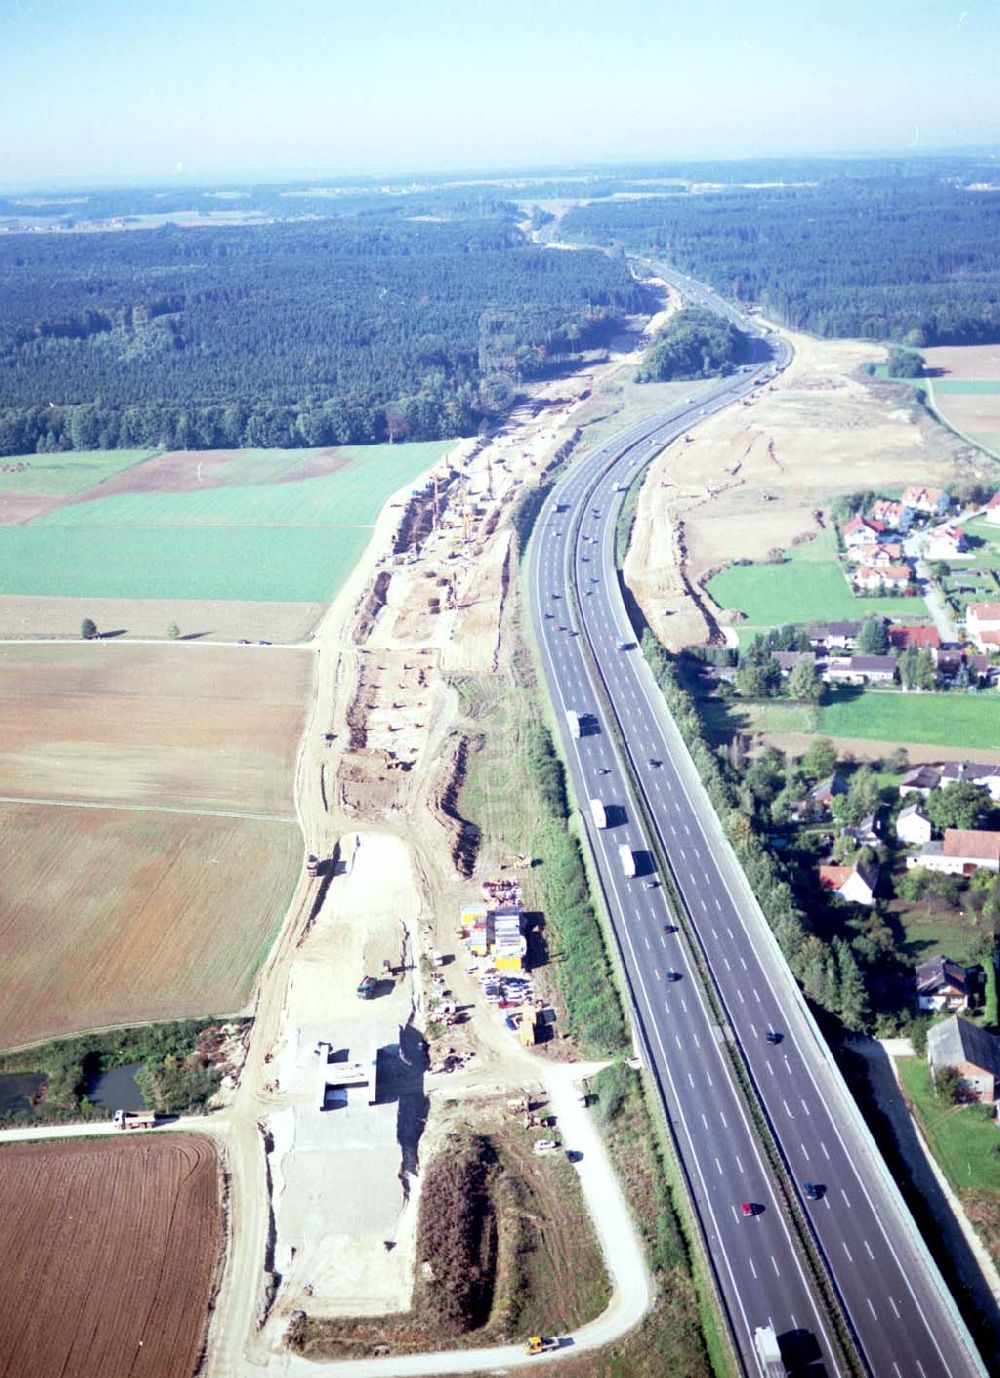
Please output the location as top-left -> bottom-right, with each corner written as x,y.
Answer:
907,828 -> 1000,876
899,765 -> 942,797
927,1017 -> 1000,1103
915,955 -> 972,1012
824,654 -> 897,685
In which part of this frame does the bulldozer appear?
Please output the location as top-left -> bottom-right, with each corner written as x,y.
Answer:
500,851 -> 532,870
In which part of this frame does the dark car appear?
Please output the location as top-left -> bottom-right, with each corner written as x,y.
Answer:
765,1030 -> 783,1045
665,970 -> 681,982
649,758 -> 662,768
803,1182 -> 824,1201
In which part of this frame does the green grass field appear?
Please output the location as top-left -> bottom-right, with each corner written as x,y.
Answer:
708,528 -> 927,629
0,450 -> 155,495
960,517 -> 1000,570
897,1059 -> 1000,1194
0,442 -> 449,602
929,380 -> 1000,395
819,690 -> 1000,751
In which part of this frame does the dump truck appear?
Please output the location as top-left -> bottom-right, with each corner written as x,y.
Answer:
113,1109 -> 158,1131
524,1336 -> 560,1356
753,1325 -> 785,1377
305,852 -> 320,877
565,709 -> 581,739
356,975 -> 378,1000
588,798 -> 607,830
619,844 -> 636,878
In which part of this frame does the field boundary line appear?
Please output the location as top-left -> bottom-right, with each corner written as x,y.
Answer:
0,795 -> 295,824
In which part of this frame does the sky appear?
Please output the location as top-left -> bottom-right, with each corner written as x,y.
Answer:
1,0 -> 998,188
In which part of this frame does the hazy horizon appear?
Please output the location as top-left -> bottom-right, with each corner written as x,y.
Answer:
3,0 -> 999,189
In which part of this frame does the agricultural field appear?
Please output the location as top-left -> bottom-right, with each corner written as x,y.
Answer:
0,803 -> 299,1046
0,440 -> 450,606
0,642 -> 312,814
921,344 -> 1000,455
707,528 -> 928,633
819,690 -> 1000,751
0,1135 -> 220,1378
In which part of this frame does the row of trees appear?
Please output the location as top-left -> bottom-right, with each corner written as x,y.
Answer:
0,214 -> 643,455
562,174 -> 1000,345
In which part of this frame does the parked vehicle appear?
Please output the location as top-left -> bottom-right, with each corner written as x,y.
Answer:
113,1109 -> 157,1131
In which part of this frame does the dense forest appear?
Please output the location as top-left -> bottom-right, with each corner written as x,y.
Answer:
0,213 -> 641,454
636,308 -> 746,382
562,172 -> 1000,344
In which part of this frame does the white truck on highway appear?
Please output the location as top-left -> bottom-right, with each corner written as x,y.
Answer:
753,1325 -> 785,1377
588,798 -> 607,830
566,709 -> 582,739
619,844 -> 636,878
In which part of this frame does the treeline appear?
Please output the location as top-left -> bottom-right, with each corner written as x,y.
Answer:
0,215 -> 641,455
636,307 -> 746,381
562,173 -> 1000,345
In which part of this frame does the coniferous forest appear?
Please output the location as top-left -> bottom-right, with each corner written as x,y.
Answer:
0,211 -> 640,455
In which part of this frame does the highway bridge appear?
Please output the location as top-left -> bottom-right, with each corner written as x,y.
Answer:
527,277 -> 986,1378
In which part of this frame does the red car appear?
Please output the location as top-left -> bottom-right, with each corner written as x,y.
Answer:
741,1201 -> 756,1218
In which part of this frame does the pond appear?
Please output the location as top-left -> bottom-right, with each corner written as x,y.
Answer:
0,1071 -> 45,1116
86,1062 -> 145,1112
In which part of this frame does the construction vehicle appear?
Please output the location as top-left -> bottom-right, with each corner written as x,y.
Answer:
305,853 -> 320,877
113,1109 -> 158,1131
357,975 -> 378,1000
753,1325 -> 785,1377
588,798 -> 607,830
500,851 -> 531,869
565,709 -> 582,739
619,844 -> 636,879
523,1336 -> 560,1356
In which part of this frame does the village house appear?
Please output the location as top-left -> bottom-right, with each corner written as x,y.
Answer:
818,860 -> 878,906
889,624 -> 941,652
966,601 -> 1000,653
807,620 -> 862,651
869,497 -> 910,531
901,485 -> 950,520
772,650 -> 818,677
896,803 -> 932,847
932,648 -> 990,686
841,811 -> 882,847
915,955 -> 972,1012
853,564 -> 911,592
925,523 -> 968,561
939,761 -> 1000,803
927,1017 -> 1000,1103
842,515 -> 886,548
824,654 -> 898,685
899,764 -> 942,797
793,771 -> 848,821
868,542 -> 904,568
986,491 -> 1000,527
907,828 -> 1000,876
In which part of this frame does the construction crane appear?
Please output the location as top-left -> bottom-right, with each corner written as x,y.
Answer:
459,476 -> 472,544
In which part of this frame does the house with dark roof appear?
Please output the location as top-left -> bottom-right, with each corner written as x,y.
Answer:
807,620 -> 862,651
824,654 -> 897,685
915,955 -> 972,1012
772,650 -> 817,677
899,765 -> 942,798
927,1016 -> 1000,1103
939,761 -> 1000,803
841,811 -> 882,847
896,803 -> 932,847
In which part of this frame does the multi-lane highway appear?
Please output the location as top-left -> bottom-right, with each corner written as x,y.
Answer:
528,294 -> 986,1378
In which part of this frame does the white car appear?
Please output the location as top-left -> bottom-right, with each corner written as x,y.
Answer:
533,1138 -> 559,1154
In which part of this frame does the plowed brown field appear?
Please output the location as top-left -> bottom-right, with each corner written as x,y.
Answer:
0,803 -> 300,1047
0,1135 -> 220,1378
0,642 -> 312,814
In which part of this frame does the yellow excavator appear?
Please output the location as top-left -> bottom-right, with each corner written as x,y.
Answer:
523,1336 -> 560,1356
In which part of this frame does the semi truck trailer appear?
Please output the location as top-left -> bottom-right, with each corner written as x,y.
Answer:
566,709 -> 581,739
619,844 -> 636,878
588,798 -> 607,829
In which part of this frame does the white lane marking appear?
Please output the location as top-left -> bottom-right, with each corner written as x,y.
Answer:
770,1255 -> 780,1277
688,1072 -> 695,1089
889,1298 -> 900,1320
748,1256 -> 757,1280
736,989 -> 745,1004
720,1110 -> 728,1129
864,1239 -> 874,1260
726,925 -> 734,939
753,990 -> 761,1003
723,957 -> 732,971
800,1098 -> 811,1116
800,1142 -> 810,1162
843,1242 -> 853,1262
739,956 -> 748,971
644,934 -> 650,949
701,1112 -> 709,1130
674,1035 -> 682,1051
783,1099 -> 793,1118
705,1069 -> 713,1087
711,927 -> 718,940
820,1141 -> 830,1160
692,1032 -> 701,1049
867,1298 -> 877,1319
735,1155 -> 744,1174
715,1157 -> 722,1175
840,1188 -> 851,1208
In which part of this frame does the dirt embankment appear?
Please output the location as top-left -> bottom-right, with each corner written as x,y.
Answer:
432,735 -> 481,878
625,327 -> 986,650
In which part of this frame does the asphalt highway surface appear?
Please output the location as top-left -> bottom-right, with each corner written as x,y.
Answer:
528,280 -> 986,1378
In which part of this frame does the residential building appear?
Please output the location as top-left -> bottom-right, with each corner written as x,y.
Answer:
966,602 -> 1000,653
889,625 -> 941,652
896,803 -> 932,847
818,861 -> 878,906
807,620 -> 862,651
843,515 -> 886,548
901,485 -> 950,519
841,811 -> 882,847
869,498 -> 909,531
927,1017 -> 1000,1103
939,761 -> 1000,803
868,542 -> 904,567
907,828 -> 1000,876
824,654 -> 898,685
916,955 -> 972,1012
853,564 -> 911,591
899,765 -> 942,797
794,771 -> 848,821
986,491 -> 1000,526
925,523 -> 968,561
772,650 -> 817,677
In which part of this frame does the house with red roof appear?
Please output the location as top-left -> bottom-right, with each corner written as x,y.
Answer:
986,492 -> 1000,527
901,485 -> 950,519
818,861 -> 878,906
889,625 -> 941,652
843,515 -> 885,548
966,602 -> 1000,653
926,523 -> 968,561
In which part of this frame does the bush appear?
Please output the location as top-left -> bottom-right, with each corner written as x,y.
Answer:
80,617 -> 97,640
